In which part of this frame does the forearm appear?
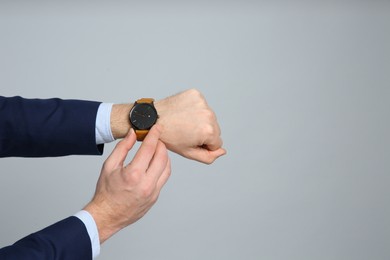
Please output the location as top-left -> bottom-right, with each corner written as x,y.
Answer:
0,216 -> 92,259
0,96 -> 103,157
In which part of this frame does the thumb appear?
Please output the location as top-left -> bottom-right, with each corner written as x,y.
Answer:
188,147 -> 227,164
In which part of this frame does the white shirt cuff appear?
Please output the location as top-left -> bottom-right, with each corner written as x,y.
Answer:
74,210 -> 100,259
95,103 -> 115,145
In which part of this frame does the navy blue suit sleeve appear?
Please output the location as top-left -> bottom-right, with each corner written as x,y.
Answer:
0,216 -> 92,260
0,96 -> 104,157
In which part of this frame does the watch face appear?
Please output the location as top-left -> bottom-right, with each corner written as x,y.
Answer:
130,103 -> 158,130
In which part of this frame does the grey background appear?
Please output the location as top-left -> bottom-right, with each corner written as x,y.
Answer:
1,1 -> 389,259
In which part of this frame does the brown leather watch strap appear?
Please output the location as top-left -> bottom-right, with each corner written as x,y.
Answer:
136,98 -> 155,104
135,129 -> 149,141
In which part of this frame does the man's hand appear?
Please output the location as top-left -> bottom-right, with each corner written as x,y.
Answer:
155,89 -> 226,164
111,89 -> 226,164
84,125 -> 171,244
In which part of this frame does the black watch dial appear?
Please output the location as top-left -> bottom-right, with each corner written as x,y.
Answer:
130,103 -> 158,130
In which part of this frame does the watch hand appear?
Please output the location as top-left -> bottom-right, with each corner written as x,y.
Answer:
134,111 -> 145,117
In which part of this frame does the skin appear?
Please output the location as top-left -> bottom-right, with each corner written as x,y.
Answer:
84,89 -> 226,244
84,125 -> 171,243
110,89 -> 227,164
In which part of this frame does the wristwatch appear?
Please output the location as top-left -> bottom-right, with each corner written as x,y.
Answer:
129,98 -> 158,141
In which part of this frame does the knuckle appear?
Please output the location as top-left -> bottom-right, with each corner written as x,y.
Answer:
141,142 -> 155,154
204,109 -> 216,121
124,168 -> 142,183
188,88 -> 201,96
165,159 -> 172,176
151,193 -> 160,204
202,123 -> 216,136
102,161 -> 112,172
164,170 -> 172,181
102,161 -> 109,170
188,88 -> 206,103
140,184 -> 154,198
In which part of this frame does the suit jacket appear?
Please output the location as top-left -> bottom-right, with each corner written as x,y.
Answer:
0,96 -> 103,157
0,96 -> 103,259
0,217 -> 92,260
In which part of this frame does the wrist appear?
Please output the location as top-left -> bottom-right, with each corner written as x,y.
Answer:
83,201 -> 121,244
112,99 -> 163,140
154,100 -> 167,134
110,104 -> 133,139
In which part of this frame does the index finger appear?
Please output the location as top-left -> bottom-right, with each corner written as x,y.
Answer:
127,125 -> 162,170
104,129 -> 137,170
